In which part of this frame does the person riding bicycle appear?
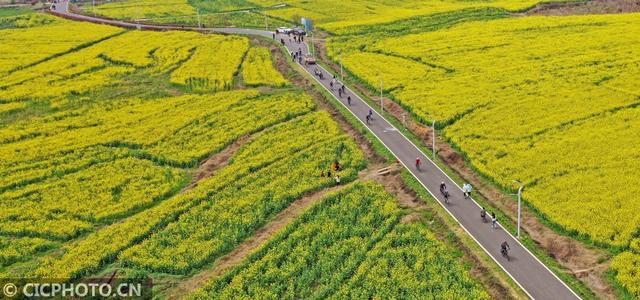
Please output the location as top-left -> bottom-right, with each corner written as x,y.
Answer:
415,157 -> 421,170
501,241 -> 510,254
440,181 -> 450,202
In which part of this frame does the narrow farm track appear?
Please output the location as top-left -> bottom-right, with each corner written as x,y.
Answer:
50,2 -> 581,299
165,183 -> 351,298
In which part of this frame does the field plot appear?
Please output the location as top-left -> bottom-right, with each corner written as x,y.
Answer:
252,0 -> 563,33
241,47 -> 288,87
191,182 -> 489,299
91,0 -> 196,20
83,0 -> 290,29
0,15 -> 122,75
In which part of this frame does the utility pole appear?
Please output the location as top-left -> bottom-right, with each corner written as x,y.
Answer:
514,180 -> 524,239
432,120 -> 436,159
310,33 -> 315,57
339,49 -> 343,81
136,4 -> 140,27
197,8 -> 201,28
379,76 -> 383,114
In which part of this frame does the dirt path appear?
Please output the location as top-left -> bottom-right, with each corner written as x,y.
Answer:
165,183 -> 350,298
524,0 -> 640,16
184,135 -> 251,191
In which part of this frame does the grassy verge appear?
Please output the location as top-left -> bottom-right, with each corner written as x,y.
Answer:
0,6 -> 32,18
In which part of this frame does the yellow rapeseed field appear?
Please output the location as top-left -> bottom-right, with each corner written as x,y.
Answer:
91,0 -> 195,20
254,0 -> 560,33
242,47 -> 288,87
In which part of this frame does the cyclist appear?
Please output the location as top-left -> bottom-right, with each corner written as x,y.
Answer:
439,181 -> 447,193
415,157 -> 421,170
501,241 -> 510,260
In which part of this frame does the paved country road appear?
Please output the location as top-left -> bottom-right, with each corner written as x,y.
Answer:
49,2 -> 581,299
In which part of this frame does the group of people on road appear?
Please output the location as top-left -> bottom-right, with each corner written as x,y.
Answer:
480,206 -> 498,229
313,68 -> 324,80
291,47 -> 303,63
330,76 -> 351,104
421,166 -> 512,260
481,206 -> 511,259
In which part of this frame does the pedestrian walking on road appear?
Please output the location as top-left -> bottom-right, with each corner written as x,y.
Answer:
368,109 -> 373,119
347,96 -> 351,106
415,157 -> 421,170
272,33 -> 275,39
366,114 -> 371,125
338,88 -> 342,98
330,80 -> 334,90
335,175 -> 341,185
463,183 -> 473,199
480,207 -> 487,222
491,212 -> 497,229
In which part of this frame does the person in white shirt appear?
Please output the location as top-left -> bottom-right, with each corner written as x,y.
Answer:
463,183 -> 472,199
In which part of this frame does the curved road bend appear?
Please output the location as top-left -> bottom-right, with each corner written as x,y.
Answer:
50,2 -> 581,299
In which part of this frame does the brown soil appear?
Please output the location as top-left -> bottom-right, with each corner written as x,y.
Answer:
166,183 -> 350,299
185,135 -> 251,190
524,0 -> 640,15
